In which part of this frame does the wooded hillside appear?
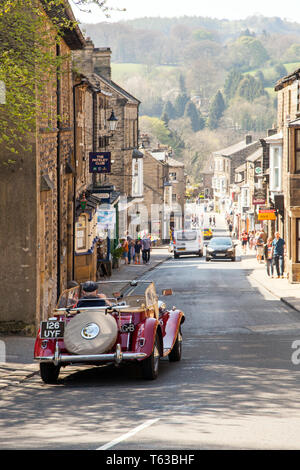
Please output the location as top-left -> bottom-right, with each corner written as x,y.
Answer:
82,15 -> 300,182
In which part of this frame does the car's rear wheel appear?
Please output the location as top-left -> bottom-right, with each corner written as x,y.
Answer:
141,334 -> 160,380
168,327 -> 182,362
40,363 -> 60,384
174,253 -> 179,259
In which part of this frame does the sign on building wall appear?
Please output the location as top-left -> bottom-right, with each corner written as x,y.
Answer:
97,209 -> 116,232
89,152 -> 111,174
258,209 -> 277,221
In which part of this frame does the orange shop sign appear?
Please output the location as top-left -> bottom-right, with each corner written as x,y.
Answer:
258,209 -> 276,221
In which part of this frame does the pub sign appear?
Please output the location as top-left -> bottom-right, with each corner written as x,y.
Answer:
89,152 -> 111,174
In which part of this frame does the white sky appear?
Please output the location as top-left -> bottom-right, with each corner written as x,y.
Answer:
70,0 -> 299,24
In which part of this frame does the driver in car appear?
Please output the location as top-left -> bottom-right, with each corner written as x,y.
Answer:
77,281 -> 112,307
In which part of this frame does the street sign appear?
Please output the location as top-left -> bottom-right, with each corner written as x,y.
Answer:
89,152 -> 111,174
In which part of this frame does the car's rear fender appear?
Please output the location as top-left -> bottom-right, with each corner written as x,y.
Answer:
160,310 -> 184,356
131,317 -> 162,360
34,331 -> 65,358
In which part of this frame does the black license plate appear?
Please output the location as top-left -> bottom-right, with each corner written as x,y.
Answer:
40,321 -> 65,339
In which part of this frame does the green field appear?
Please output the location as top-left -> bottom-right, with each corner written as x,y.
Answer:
111,63 -> 179,82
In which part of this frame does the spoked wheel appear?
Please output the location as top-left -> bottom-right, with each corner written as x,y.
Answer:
168,327 -> 182,362
141,334 -> 160,380
40,363 -> 61,384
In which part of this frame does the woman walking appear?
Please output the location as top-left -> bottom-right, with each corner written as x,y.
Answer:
264,237 -> 274,277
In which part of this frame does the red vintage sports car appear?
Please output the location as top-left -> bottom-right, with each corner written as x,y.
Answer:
34,280 -> 185,384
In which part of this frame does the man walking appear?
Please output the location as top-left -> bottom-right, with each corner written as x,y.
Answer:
272,232 -> 286,278
142,235 -> 152,264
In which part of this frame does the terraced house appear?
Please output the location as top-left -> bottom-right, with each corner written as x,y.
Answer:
275,67 -> 300,282
0,1 -> 86,332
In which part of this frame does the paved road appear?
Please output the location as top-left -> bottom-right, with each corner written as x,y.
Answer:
2,212 -> 300,450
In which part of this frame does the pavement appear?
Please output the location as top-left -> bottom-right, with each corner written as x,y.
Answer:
0,246 -> 172,389
217,213 -> 300,314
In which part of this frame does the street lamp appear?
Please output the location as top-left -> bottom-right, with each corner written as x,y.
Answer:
108,110 -> 118,132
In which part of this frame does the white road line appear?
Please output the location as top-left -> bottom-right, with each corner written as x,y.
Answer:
96,418 -> 160,450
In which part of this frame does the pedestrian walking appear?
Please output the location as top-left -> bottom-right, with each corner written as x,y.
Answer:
255,231 -> 264,263
272,232 -> 286,278
248,231 -> 255,250
213,215 -> 216,227
142,235 -> 152,264
241,230 -> 248,254
134,239 -> 142,264
264,237 -> 274,277
129,240 -> 135,265
228,223 -> 233,236
121,238 -> 129,265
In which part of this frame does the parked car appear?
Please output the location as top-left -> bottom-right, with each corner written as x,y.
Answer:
206,236 -> 236,261
34,280 -> 185,384
202,227 -> 213,240
173,229 -> 203,258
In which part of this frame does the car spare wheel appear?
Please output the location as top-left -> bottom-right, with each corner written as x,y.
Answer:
64,311 -> 118,355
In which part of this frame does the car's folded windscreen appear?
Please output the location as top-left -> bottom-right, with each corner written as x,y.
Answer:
176,231 -> 197,241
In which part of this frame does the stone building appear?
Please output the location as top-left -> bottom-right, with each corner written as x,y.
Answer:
274,67 -> 300,281
212,136 -> 260,213
0,2 -> 86,332
145,147 -> 186,241
73,39 -> 142,240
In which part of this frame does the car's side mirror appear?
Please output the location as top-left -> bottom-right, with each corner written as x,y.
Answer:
162,289 -> 173,296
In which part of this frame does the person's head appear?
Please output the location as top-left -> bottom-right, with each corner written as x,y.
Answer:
267,237 -> 273,244
82,281 -> 98,296
275,232 -> 280,239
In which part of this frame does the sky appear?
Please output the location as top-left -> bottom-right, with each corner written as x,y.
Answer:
70,0 -> 300,24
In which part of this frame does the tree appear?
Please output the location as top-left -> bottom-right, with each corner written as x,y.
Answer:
207,90 -> 225,130
224,70 -> 243,101
161,111 -> 169,127
162,100 -> 176,120
237,75 -> 265,102
228,36 -> 269,70
174,93 -> 189,118
184,101 -> 205,132
179,73 -> 187,94
0,0 -> 119,161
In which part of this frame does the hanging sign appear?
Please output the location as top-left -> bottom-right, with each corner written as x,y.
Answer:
89,152 -> 111,174
258,209 -> 276,221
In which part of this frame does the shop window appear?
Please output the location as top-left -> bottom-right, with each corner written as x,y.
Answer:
297,218 -> 300,263
295,129 -> 300,173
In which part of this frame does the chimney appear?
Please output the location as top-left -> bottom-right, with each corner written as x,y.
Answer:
245,135 -> 252,145
267,128 -> 277,137
73,37 -> 95,75
93,47 -> 112,80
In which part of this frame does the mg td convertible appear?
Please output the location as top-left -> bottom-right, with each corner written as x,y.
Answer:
34,280 -> 185,384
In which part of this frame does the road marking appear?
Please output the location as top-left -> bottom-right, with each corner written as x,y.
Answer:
96,418 -> 160,450
247,323 -> 300,332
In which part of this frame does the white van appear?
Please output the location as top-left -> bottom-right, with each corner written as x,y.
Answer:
173,229 -> 203,258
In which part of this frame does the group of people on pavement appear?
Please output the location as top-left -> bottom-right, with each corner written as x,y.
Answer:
121,234 -> 152,265
240,228 -> 286,278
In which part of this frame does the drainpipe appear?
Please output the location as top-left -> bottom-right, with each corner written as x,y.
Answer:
56,44 -> 61,300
